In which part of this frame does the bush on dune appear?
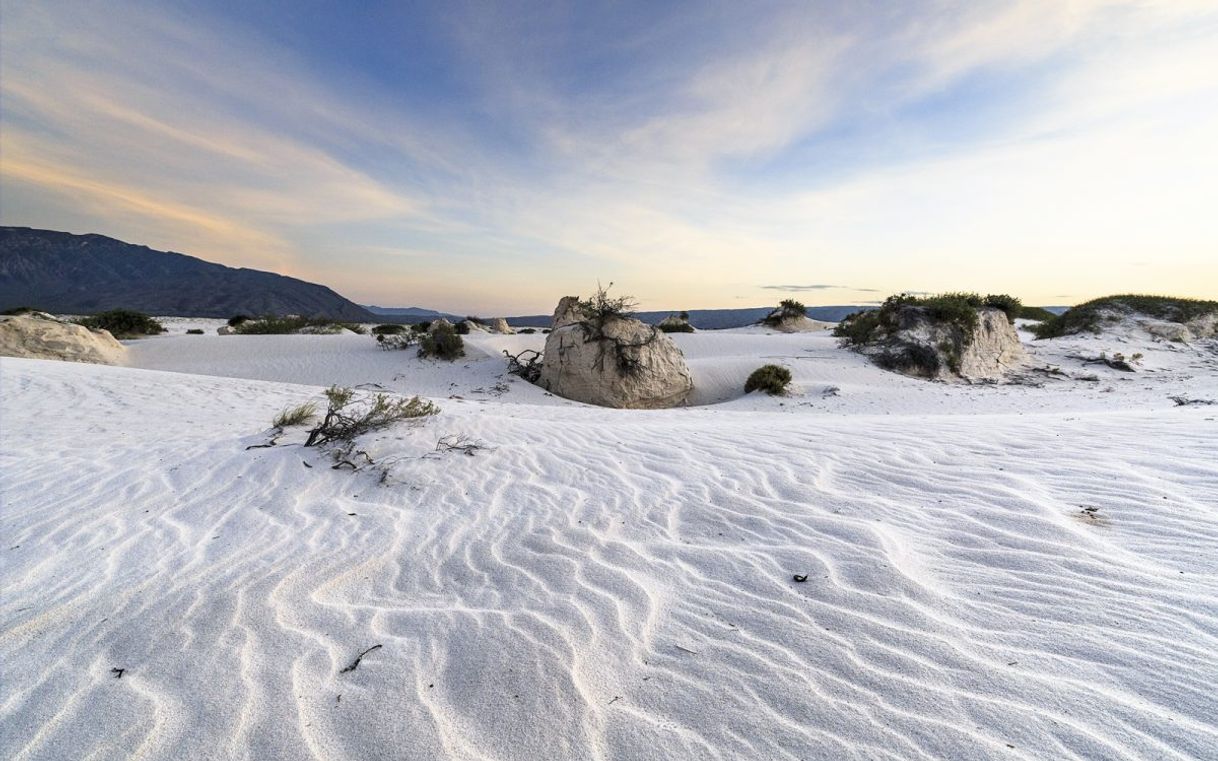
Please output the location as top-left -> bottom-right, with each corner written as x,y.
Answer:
372,324 -> 407,335
233,316 -> 364,335
76,309 -> 166,338
833,292 -> 1022,348
744,364 -> 792,395
418,322 -> 465,360
1032,295 -> 1218,339
763,299 -> 807,327
186,328 -> 205,335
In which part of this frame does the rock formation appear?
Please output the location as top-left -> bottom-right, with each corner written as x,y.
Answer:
857,306 -> 1024,380
0,312 -> 126,364
539,300 -> 693,409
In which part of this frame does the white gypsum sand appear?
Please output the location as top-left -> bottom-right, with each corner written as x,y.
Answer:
1,325 -> 1217,760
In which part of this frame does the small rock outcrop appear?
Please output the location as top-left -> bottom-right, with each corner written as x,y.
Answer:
0,313 -> 125,364
657,314 -> 695,333
539,299 -> 693,409
489,317 -> 515,335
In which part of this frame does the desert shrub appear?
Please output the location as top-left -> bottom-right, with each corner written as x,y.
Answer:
233,316 -> 347,334
418,322 -> 465,360
1,306 -> 40,316
273,401 -> 317,428
517,328 -> 536,334
679,311 -> 690,320
454,321 -> 471,335
413,320 -> 432,333
76,309 -> 165,337
542,328 -> 551,334
1017,306 -> 1057,322
744,364 -> 792,395
1033,295 -> 1218,339
658,321 -> 695,333
577,282 -> 637,322
981,294 -> 1022,322
305,386 -> 437,447
372,324 -> 406,335
227,314 -> 251,327
833,309 -> 882,345
186,328 -> 205,335
763,299 -> 807,326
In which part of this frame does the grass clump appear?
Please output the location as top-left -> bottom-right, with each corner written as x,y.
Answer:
305,386 -> 437,447
186,328 -> 205,335
76,309 -> 166,338
1032,295 -> 1218,339
744,364 -> 793,395
273,401 -> 317,428
418,322 -> 465,360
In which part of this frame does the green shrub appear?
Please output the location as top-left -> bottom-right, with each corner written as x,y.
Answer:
186,328 -> 205,335
413,321 -> 432,333
273,401 -> 317,428
517,328 -> 537,334
833,309 -> 881,345
227,314 -> 251,327
418,322 -> 465,360
76,310 -> 165,338
744,364 -> 792,395
1032,295 -> 1218,339
454,321 -> 471,335
1017,306 -> 1057,322
658,321 -> 695,333
372,324 -> 406,335
981,294 -> 1022,322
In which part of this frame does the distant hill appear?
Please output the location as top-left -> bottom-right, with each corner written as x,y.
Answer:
0,227 -> 375,320
364,305 -> 465,323
505,305 -> 869,330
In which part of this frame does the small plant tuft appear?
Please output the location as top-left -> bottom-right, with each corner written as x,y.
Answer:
744,364 -> 793,395
273,401 -> 317,428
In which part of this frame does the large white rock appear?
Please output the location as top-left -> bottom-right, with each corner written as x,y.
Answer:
860,306 -> 1024,380
551,296 -> 581,329
0,313 -> 126,365
539,312 -> 693,409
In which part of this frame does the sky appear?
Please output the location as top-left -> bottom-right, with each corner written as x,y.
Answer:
2,1 -> 1216,314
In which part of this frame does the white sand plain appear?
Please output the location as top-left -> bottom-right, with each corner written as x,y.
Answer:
2,321 -> 1216,760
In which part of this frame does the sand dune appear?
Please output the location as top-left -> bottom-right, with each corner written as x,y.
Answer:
2,327 -> 1217,759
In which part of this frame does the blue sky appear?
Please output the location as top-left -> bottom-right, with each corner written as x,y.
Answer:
2,0 -> 1216,313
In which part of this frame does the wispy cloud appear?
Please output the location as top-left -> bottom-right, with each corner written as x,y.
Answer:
760,285 -> 880,293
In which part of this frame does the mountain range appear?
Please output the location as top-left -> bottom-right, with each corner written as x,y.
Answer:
0,227 -> 375,321
1,226 -> 872,328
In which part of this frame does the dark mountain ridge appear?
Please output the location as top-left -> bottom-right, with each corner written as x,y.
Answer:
0,227 -> 375,320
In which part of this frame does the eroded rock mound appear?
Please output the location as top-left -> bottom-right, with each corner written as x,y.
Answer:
539,300 -> 693,409
837,296 -> 1025,380
489,317 -> 515,335
0,313 -> 126,364
657,314 -> 695,333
